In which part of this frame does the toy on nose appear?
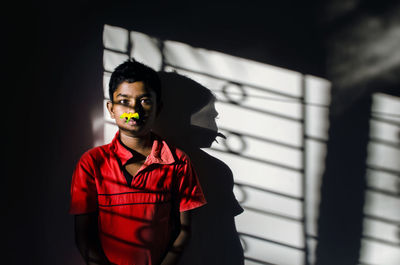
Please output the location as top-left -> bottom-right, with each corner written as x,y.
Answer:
120,112 -> 140,123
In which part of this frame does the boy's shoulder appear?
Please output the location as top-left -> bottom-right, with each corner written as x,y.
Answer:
154,135 -> 191,164
166,143 -> 189,162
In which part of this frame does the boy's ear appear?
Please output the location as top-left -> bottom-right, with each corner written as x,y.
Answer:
106,100 -> 116,119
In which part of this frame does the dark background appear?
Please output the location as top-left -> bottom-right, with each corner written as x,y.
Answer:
4,0 -> 399,264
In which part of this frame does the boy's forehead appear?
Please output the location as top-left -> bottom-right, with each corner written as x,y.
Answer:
114,81 -> 154,97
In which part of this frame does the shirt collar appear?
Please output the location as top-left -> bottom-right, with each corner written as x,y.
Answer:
110,131 -> 175,166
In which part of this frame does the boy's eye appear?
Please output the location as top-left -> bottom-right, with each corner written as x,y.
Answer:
118,100 -> 130,105
141,98 -> 152,104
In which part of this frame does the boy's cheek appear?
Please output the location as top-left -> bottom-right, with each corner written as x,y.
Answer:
113,107 -> 126,117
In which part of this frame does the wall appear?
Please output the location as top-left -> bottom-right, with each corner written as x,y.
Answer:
5,1 -> 399,264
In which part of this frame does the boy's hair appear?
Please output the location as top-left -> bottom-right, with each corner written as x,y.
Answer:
108,59 -> 162,106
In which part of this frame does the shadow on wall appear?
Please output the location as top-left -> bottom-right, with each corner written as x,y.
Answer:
315,93 -> 371,265
153,72 -> 245,265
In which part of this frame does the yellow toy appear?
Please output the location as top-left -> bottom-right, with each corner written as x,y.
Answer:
120,112 -> 140,123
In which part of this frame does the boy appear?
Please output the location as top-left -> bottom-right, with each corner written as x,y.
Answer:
69,59 -> 207,265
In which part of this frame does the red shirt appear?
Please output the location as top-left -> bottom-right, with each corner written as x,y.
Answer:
69,131 -> 207,265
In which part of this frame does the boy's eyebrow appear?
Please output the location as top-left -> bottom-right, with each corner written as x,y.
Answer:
116,93 -> 131,98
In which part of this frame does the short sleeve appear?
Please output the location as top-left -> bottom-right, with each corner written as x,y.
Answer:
69,153 -> 98,215
175,157 -> 207,212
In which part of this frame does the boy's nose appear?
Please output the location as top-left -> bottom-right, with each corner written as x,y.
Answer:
129,100 -> 141,112
130,103 -> 144,117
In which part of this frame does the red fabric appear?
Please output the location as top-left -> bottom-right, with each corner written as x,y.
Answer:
69,131 -> 207,265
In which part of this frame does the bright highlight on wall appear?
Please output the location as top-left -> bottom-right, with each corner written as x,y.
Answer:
359,93 -> 400,265
98,24 -> 331,265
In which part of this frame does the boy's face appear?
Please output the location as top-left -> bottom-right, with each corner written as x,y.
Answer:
107,81 -> 158,137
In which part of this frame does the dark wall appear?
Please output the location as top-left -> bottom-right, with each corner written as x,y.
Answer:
100,0 -> 326,77
5,2 -> 104,264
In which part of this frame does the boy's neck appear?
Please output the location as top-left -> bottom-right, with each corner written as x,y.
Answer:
119,131 -> 153,156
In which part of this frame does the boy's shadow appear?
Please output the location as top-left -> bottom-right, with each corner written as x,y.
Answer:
153,72 -> 244,265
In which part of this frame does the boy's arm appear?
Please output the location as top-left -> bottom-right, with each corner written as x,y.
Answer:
74,212 -> 113,265
160,211 -> 191,265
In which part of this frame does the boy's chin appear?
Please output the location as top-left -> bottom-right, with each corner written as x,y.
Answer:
119,126 -> 151,137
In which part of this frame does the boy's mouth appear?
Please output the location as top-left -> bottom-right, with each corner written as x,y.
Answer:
127,118 -> 139,126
